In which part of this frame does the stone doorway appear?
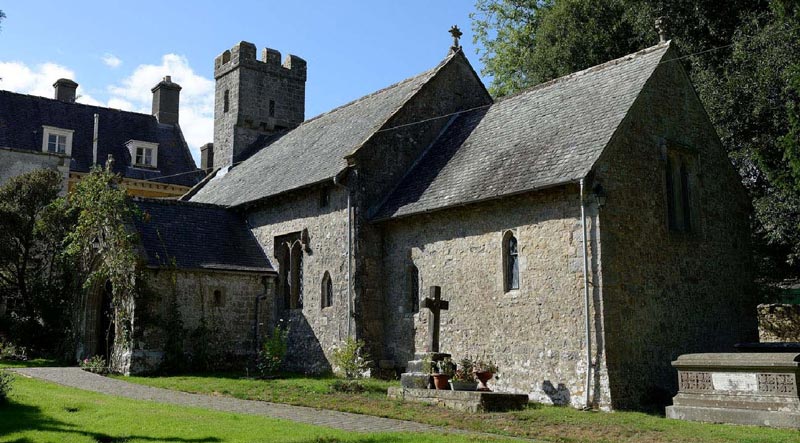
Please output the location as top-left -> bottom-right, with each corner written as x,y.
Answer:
97,281 -> 115,360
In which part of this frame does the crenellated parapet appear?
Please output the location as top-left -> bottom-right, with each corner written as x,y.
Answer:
214,41 -> 306,81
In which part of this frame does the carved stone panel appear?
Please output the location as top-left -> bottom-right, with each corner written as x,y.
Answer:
679,371 -> 713,392
757,373 -> 797,396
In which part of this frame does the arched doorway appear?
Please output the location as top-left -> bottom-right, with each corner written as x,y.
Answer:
97,281 -> 115,360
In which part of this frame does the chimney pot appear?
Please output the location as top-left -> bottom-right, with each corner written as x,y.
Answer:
53,78 -> 78,103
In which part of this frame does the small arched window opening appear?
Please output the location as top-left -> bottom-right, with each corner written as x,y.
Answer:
212,289 -> 224,307
503,231 -> 520,291
223,90 -> 230,113
409,264 -> 420,313
321,272 -> 333,309
278,243 -> 291,309
290,241 -> 304,309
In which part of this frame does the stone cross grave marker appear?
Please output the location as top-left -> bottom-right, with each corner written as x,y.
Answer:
421,286 -> 449,352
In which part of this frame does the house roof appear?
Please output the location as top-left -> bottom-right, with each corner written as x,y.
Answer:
373,43 -> 671,220
0,90 -> 203,188
189,52 -> 458,207
132,198 -> 274,273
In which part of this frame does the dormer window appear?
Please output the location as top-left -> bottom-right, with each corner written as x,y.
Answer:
126,140 -> 159,168
41,126 -> 74,155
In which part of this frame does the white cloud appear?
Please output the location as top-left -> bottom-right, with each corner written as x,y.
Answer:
0,61 -> 102,106
0,61 -> 75,97
107,54 -> 214,163
102,53 -> 122,68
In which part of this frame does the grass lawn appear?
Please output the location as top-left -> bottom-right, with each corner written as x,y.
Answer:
0,369 -> 507,442
117,372 -> 800,443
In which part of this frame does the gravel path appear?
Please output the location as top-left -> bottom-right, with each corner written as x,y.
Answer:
12,367 -> 449,434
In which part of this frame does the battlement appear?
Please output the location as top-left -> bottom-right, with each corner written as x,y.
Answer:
214,41 -> 306,80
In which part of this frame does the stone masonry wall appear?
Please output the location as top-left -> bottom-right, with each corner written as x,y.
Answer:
0,148 -> 70,189
133,269 -> 272,374
246,184 -> 350,374
380,187 -> 610,409
594,47 -> 756,410
758,304 -> 800,342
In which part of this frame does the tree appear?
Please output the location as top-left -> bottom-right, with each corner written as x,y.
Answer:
65,165 -> 141,369
0,169 -> 74,352
0,10 -> 5,31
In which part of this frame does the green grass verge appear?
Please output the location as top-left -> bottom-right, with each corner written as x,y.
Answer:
0,358 -> 63,368
118,373 -> 800,443
0,374 -> 506,442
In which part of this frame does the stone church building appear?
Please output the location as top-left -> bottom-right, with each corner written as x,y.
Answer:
87,36 -> 756,410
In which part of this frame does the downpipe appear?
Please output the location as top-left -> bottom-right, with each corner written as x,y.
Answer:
580,178 -> 593,410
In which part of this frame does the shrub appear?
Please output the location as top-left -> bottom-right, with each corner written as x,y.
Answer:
331,337 -> 371,379
79,355 -> 108,374
256,325 -> 288,378
329,379 -> 365,393
0,341 -> 27,361
0,369 -> 14,403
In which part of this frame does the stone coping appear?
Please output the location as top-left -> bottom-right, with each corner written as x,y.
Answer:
672,352 -> 800,370
388,387 -> 529,412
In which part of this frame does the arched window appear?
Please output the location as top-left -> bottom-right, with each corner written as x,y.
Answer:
278,243 -> 291,309
289,241 -> 304,309
223,90 -> 230,113
503,231 -> 519,291
321,272 -> 333,309
409,264 -> 420,313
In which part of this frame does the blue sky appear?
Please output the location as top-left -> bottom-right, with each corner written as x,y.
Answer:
0,1 -> 489,163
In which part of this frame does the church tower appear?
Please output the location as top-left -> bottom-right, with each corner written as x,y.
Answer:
212,41 -> 306,169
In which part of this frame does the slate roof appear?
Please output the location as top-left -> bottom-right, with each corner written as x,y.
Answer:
133,199 -> 273,273
189,52 -> 457,207
373,43 -> 671,220
0,91 -> 203,187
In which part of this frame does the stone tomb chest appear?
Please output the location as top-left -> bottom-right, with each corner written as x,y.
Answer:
666,353 -> 800,428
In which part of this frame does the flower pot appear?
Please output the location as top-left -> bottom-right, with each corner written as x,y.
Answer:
432,373 -> 451,390
450,380 -> 479,391
475,371 -> 494,391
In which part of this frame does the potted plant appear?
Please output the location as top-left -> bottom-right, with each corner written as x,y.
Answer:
431,357 -> 456,390
450,358 -> 478,391
473,358 -> 498,391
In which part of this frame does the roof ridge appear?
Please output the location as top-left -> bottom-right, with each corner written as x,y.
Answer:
0,89 -> 156,119
297,52 -> 455,127
494,41 -> 671,105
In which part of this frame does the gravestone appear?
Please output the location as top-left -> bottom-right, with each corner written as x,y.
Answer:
666,353 -> 800,428
400,286 -> 450,389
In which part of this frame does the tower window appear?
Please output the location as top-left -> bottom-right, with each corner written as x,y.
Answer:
269,100 -> 275,118
223,90 -> 230,113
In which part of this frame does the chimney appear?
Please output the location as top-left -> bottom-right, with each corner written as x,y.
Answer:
53,78 -> 78,103
200,143 -> 214,170
151,76 -> 182,124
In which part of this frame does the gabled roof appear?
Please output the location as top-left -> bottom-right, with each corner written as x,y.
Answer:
373,43 -> 671,220
133,199 -> 273,273
189,52 -> 459,207
0,91 -> 203,187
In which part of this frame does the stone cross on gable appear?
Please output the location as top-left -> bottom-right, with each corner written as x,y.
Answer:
421,286 -> 449,352
449,25 -> 462,52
